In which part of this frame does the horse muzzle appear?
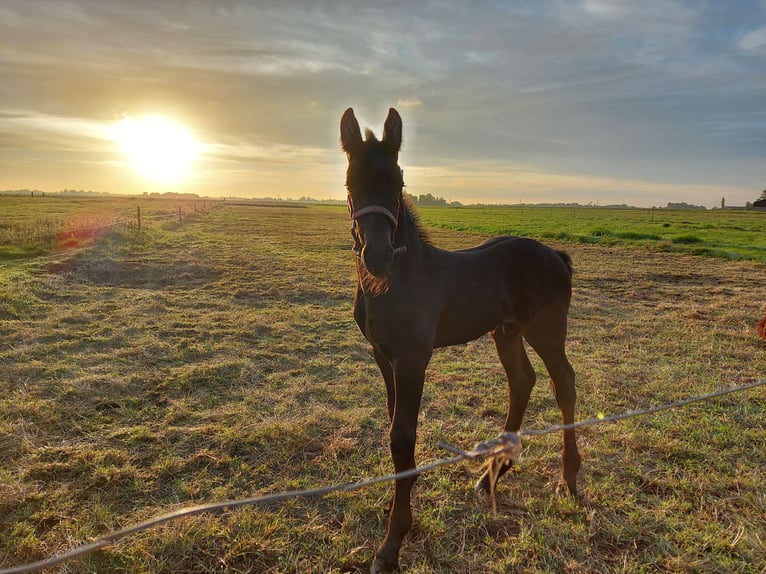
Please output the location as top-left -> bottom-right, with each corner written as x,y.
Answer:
361,242 -> 394,278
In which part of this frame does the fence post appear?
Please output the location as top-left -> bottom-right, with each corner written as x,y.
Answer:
178,207 -> 182,225
137,206 -> 141,231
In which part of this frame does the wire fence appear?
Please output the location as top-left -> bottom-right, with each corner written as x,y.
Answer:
2,203 -> 218,247
1,378 -> 763,574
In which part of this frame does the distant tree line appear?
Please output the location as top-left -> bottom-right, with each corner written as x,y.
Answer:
665,201 -> 706,210
0,189 -> 46,196
142,191 -> 201,199
407,193 -> 462,207
0,188 -> 110,197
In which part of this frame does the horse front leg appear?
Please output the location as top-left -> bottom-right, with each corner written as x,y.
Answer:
371,351 -> 429,574
373,347 -> 395,421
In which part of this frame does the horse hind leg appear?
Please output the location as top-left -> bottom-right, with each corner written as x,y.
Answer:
525,314 -> 581,495
475,323 -> 536,495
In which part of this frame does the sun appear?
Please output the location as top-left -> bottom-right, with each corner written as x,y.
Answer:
114,114 -> 201,184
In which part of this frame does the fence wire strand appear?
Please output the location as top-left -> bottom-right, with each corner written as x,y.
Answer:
1,378 -> 763,574
10,204 -> 217,245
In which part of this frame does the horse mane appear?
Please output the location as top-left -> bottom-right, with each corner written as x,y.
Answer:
401,194 -> 432,246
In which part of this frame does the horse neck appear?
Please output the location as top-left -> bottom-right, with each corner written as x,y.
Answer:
395,200 -> 425,255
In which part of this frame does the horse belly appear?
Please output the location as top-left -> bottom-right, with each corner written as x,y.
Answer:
430,251 -> 524,348
433,300 -> 503,348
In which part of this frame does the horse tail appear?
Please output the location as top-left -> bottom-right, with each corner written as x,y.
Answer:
556,250 -> 573,276
757,313 -> 766,340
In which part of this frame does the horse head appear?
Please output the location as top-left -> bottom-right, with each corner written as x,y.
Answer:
341,107 -> 404,279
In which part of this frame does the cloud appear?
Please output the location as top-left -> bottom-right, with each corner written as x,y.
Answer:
0,111 -> 115,151
1,1 -> 764,205
396,98 -> 423,109
739,26 -> 766,51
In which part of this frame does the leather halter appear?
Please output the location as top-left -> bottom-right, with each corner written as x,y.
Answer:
347,193 -> 407,256
350,204 -> 399,229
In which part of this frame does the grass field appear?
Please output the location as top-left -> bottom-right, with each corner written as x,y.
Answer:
1,197 -> 765,573
414,205 -> 766,263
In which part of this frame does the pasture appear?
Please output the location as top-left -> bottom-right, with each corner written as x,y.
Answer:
1,197 -> 765,573
416,205 -> 766,263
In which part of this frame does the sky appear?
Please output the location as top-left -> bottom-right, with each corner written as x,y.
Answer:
1,1 -> 765,207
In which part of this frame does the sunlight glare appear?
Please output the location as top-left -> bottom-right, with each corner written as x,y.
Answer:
114,115 -> 201,184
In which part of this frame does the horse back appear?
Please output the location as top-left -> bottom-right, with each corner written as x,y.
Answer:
459,235 -> 571,274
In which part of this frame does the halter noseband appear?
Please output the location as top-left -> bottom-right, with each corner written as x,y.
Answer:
347,193 -> 407,257
350,204 -> 399,229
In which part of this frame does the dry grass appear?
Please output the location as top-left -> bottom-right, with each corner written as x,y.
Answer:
1,201 -> 764,573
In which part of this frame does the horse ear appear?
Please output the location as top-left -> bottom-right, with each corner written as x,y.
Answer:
340,107 -> 363,155
383,107 -> 402,153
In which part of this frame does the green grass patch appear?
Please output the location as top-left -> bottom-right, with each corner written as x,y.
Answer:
673,234 -> 703,244
415,205 -> 766,263
589,225 -> 612,237
615,231 -> 662,241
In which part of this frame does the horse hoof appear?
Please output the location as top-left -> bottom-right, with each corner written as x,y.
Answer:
555,481 -> 577,498
474,477 -> 490,497
370,557 -> 397,574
